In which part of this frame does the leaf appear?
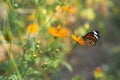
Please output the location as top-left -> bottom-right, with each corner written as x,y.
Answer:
62,61 -> 73,72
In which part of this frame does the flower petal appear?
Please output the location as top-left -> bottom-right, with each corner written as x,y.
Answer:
27,23 -> 39,34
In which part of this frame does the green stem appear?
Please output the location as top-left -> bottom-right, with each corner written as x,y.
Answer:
8,43 -> 22,80
35,41 -> 77,79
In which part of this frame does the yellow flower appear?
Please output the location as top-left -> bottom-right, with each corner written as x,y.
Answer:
48,25 -> 69,38
61,5 -> 76,14
94,67 -> 103,79
27,23 -> 39,34
71,34 -> 85,45
81,8 -> 95,20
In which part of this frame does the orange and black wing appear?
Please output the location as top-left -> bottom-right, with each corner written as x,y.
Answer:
83,31 -> 100,47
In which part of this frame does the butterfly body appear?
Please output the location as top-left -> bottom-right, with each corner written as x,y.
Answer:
82,30 -> 100,47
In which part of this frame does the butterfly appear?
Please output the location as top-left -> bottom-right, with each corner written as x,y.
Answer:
82,30 -> 100,47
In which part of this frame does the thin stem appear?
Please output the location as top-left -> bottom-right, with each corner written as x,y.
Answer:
8,42 -> 22,80
35,41 -> 76,79
7,0 -> 22,79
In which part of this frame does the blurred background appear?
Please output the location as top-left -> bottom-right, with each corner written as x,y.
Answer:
0,0 -> 120,80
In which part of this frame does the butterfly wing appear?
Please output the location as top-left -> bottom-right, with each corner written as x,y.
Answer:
84,36 -> 96,46
83,31 -> 100,47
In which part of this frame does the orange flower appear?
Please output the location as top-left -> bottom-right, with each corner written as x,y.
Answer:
61,5 -> 76,14
71,34 -> 85,45
27,23 -> 39,34
48,25 -> 69,38
94,67 -> 103,79
96,67 -> 102,73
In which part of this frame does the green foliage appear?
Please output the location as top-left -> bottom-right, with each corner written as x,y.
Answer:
0,0 -> 120,80
72,75 -> 81,80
